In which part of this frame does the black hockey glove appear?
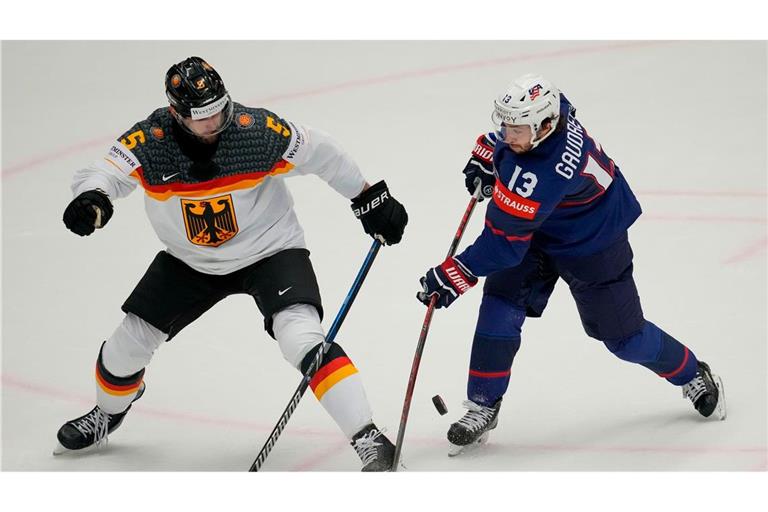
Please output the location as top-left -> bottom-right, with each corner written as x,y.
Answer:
417,256 -> 478,309
351,180 -> 408,245
62,189 -> 114,236
462,133 -> 497,201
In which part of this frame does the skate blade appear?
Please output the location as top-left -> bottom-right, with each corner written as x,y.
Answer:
448,431 -> 490,457
52,442 -> 88,456
713,374 -> 727,421
52,441 -> 105,456
448,444 -> 465,457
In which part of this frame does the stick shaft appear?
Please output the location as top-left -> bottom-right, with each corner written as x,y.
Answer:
391,189 -> 481,470
249,240 -> 382,471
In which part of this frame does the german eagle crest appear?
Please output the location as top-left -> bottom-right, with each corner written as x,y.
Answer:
181,194 -> 239,247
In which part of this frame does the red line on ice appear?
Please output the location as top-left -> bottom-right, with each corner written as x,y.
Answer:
4,373 -> 765,469
291,439 -> 350,471
722,236 -> 768,264
1,373 -> 338,439
2,41 -> 660,178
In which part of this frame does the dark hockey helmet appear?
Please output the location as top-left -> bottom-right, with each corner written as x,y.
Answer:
165,56 -> 233,135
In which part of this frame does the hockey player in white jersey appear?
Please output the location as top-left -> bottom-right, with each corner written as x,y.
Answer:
55,56 -> 408,471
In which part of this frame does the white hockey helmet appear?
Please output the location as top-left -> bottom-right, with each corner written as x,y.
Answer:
492,74 -> 561,149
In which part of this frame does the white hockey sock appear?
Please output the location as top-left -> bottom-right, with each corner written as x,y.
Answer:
102,313 -> 166,376
272,304 -> 373,439
272,304 -> 326,369
310,367 -> 373,439
96,313 -> 165,414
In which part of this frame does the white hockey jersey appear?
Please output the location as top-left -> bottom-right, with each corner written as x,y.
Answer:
71,105 -> 367,275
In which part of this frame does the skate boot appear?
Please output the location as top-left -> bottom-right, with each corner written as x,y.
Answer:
53,382 -> 146,455
351,423 -> 395,471
682,361 -> 726,420
447,398 -> 502,457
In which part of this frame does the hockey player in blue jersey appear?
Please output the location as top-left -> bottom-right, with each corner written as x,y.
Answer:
416,74 -> 726,456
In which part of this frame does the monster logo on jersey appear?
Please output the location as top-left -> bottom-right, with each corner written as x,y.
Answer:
181,194 -> 239,247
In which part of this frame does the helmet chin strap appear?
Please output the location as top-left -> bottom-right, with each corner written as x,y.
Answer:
528,119 -> 557,149
171,110 -> 195,134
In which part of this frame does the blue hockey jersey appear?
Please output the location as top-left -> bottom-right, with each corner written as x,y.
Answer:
458,95 -> 642,277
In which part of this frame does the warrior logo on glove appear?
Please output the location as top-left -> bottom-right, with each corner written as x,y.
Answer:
417,256 -> 478,309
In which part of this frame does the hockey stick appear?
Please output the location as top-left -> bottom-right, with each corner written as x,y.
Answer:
249,238 -> 382,471
391,186 -> 482,471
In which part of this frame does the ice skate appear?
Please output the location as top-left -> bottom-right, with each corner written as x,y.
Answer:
682,361 -> 726,420
351,423 -> 395,471
53,382 -> 146,455
447,398 -> 502,457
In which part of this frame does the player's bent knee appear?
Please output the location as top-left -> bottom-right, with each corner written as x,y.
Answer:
102,313 -> 167,376
601,321 -> 660,364
272,303 -> 325,369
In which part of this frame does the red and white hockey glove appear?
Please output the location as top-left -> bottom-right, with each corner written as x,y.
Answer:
417,256 -> 478,309
462,133 -> 497,201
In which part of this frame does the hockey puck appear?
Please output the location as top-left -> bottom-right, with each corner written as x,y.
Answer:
432,394 -> 448,416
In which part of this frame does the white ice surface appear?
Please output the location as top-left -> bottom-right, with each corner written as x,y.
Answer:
2,41 -> 766,474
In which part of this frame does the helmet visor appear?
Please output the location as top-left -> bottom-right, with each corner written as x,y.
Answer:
189,94 -> 229,120
174,95 -> 234,137
491,111 -> 531,145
